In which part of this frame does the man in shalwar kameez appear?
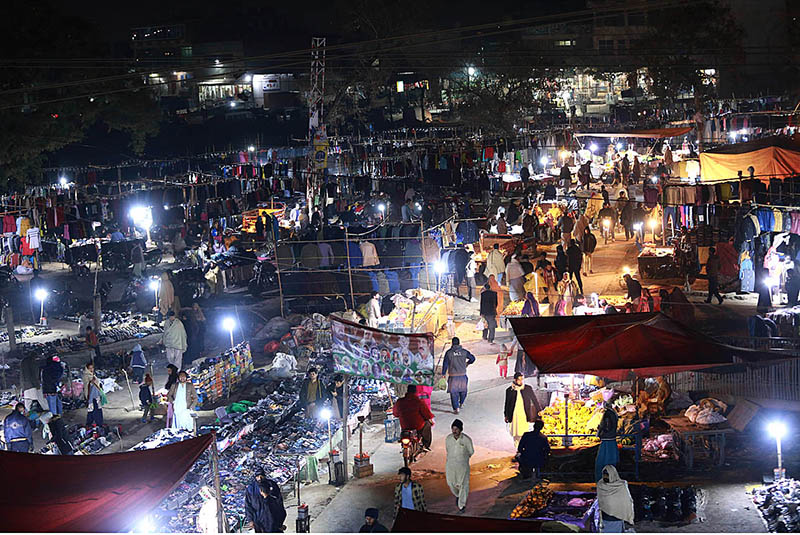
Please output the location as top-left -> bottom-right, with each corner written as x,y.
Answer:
445,419 -> 474,513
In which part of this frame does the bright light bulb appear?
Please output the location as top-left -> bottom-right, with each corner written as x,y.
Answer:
320,408 -> 332,420
434,261 -> 447,274
378,203 -> 386,212
59,177 -> 67,186
244,74 -> 252,82
149,280 -> 159,291
230,101 -> 236,108
467,66 -> 476,76
768,421 -> 787,440
589,143 -> 598,153
540,156 -> 549,165
222,317 -> 236,331
248,145 -> 255,152
616,143 -> 623,150
35,288 -> 47,301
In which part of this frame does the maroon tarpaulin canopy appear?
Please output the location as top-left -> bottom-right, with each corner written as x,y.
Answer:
509,312 -> 774,381
392,507 -> 543,532
0,433 -> 213,532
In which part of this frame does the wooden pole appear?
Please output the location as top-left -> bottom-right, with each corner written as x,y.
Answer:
342,378 -> 349,481
6,304 -> 16,353
210,433 -> 228,533
420,220 -> 431,291
344,227 -> 356,310
275,257 -> 286,318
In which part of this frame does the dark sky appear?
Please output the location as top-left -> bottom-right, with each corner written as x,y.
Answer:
53,0 -> 586,52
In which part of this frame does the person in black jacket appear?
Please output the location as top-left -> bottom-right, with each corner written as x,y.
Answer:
479,283 -> 498,344
582,226 -> 597,275
623,274 -> 642,301
359,508 -> 388,533
504,373 -> 542,447
245,481 -> 276,532
299,367 -> 327,419
554,245 -> 568,281
40,356 -> 64,416
566,239 -> 584,294
139,374 -> 155,423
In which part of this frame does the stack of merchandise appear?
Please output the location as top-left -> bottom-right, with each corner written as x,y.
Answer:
752,478 -> 800,532
188,343 -> 254,407
0,325 -> 52,344
140,370 -> 390,532
539,399 -> 602,448
510,481 -> 555,519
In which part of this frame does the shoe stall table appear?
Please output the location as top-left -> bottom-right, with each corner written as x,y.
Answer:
663,416 -> 734,469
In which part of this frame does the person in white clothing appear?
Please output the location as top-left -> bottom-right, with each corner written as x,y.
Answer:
367,292 -> 382,328
445,419 -> 474,513
161,311 -> 187,369
168,371 -> 198,432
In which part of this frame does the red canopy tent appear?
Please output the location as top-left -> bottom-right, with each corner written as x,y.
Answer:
392,507 -> 543,532
0,433 -> 213,532
509,312 -> 775,381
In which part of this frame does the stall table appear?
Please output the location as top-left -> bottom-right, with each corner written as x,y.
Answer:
637,246 -> 677,279
663,416 -> 734,469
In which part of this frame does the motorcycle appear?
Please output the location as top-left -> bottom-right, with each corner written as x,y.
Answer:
248,260 -> 279,297
400,429 -> 422,467
601,217 -> 614,244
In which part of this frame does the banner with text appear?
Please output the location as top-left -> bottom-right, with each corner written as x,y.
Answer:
330,317 -> 434,385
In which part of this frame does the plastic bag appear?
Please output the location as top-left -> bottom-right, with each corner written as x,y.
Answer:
99,390 -> 108,406
475,317 -> 486,331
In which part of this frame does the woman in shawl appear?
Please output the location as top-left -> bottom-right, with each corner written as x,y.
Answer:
521,292 -> 540,317
597,465 -> 634,532
555,272 -> 577,316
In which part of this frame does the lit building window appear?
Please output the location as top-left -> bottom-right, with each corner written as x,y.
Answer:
555,40 -> 576,47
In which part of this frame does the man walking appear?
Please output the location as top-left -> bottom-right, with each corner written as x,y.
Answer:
566,239 -> 584,294
705,246 -> 724,305
504,372 -> 542,447
480,283 -> 498,344
582,226 -> 597,275
4,403 -> 33,452
442,338 -> 476,414
445,419 -> 474,513
485,243 -> 506,285
162,311 -> 188,369
516,420 -> 550,479
394,467 -> 427,517
85,326 -> 101,364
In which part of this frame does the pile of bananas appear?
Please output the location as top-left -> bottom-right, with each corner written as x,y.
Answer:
539,400 -> 601,448
510,481 -> 554,519
502,300 -> 525,316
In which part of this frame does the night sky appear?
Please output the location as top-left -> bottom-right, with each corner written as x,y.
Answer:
49,0 -> 586,51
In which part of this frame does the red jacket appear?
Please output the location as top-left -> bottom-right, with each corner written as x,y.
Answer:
393,393 -> 434,431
